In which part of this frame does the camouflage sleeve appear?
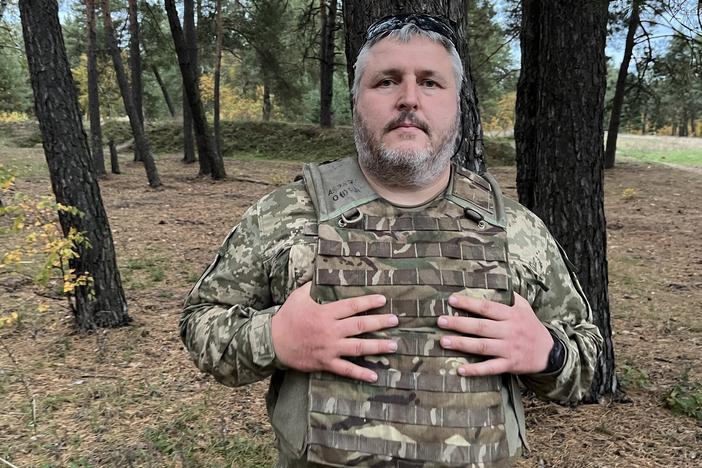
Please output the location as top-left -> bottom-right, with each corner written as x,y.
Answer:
180,181 -> 316,387
504,198 -> 603,404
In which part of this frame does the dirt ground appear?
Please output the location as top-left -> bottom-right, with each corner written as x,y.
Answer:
1,148 -> 701,467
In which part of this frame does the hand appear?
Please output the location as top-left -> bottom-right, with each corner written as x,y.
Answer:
437,293 -> 554,376
271,282 -> 398,382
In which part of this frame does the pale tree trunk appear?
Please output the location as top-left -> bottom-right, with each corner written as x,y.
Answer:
128,0 -> 144,162
604,0 -> 641,169
165,0 -> 226,179
342,0 -> 486,172
214,0 -> 223,157
515,0 -> 615,400
19,0 -> 129,329
102,0 -> 161,187
319,0 -> 336,128
86,0 -> 105,176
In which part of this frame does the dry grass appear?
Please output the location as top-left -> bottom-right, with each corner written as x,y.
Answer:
1,146 -> 701,467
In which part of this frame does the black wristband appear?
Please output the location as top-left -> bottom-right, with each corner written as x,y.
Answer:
544,332 -> 566,374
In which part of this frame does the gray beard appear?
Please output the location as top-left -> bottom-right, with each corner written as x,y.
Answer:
354,110 -> 460,189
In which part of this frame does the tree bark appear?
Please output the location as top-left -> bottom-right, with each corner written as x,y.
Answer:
19,0 -> 129,329
213,0 -> 223,157
128,0 -> 144,162
102,0 -> 161,187
262,76 -> 272,122
86,0 -> 106,176
342,0 -> 486,172
165,0 -> 225,179
604,0 -> 641,169
151,64 -> 176,117
319,0 -> 336,128
109,139 -> 121,174
182,0 -> 197,165
515,0 -> 615,400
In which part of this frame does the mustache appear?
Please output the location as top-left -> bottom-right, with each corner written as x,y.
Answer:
383,111 -> 430,135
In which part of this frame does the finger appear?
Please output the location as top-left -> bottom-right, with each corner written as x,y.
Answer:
437,315 -> 504,338
336,313 -> 398,337
440,335 -> 504,357
327,358 -> 378,383
457,358 -> 510,377
448,295 -> 509,321
338,338 -> 398,357
330,294 -> 387,319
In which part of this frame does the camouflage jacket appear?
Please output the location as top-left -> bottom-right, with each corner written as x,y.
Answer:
181,164 -> 603,466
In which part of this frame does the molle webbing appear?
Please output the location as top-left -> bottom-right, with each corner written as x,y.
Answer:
303,157 -> 514,467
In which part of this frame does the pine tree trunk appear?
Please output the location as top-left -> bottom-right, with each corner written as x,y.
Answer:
109,139 -> 121,174
151,64 -> 176,117
86,0 -> 106,176
213,0 -> 223,157
515,0 -> 615,400
165,0 -> 225,179
342,0 -> 486,172
19,0 -> 129,330
319,0 -> 336,128
604,0 -> 640,169
181,0 -> 196,164
262,77 -> 272,122
128,0 -> 144,162
102,0 -> 161,187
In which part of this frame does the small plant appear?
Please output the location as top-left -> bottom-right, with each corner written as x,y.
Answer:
622,187 -> 637,200
0,164 -> 92,326
664,369 -> 702,422
618,362 -> 651,390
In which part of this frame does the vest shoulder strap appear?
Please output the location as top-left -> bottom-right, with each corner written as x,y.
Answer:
303,157 -> 378,222
447,165 -> 508,228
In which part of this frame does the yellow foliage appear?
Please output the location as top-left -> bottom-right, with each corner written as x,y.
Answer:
1,164 -> 93,328
0,112 -> 30,122
622,187 -> 637,200
199,73 -> 272,121
483,92 -> 516,134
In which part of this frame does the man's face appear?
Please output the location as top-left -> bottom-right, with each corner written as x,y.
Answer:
354,35 -> 460,188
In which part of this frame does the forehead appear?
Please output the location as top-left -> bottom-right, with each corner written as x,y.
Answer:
362,36 -> 455,81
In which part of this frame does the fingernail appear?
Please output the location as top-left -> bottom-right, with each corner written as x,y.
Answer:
377,295 -> 387,306
458,366 -> 467,376
387,315 -> 398,326
367,372 -> 378,383
448,295 -> 458,306
437,316 -> 448,327
388,341 -> 397,352
441,337 -> 452,348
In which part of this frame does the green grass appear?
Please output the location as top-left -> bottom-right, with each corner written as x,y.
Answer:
664,369 -> 702,422
120,255 -> 167,290
616,134 -> 702,166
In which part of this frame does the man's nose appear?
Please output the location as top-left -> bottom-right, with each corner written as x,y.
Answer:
397,80 -> 419,111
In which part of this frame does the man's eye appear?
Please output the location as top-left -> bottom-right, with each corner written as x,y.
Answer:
423,80 -> 438,88
378,79 -> 395,87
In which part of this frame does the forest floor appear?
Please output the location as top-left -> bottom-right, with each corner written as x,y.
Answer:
0,137 -> 701,467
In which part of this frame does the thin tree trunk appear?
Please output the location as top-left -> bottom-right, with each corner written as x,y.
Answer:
165,0 -> 225,179
262,77 -> 272,122
128,0 -> 144,162
515,0 -> 614,400
19,0 -> 129,329
342,0 -> 486,172
102,0 -> 161,188
151,64 -> 176,117
213,0 -> 223,157
641,108 -> 647,134
604,0 -> 641,169
182,0 -> 197,164
109,139 -> 121,174
319,0 -> 336,128
86,0 -> 106,176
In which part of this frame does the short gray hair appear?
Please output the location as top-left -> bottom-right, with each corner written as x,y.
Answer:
351,23 -> 464,98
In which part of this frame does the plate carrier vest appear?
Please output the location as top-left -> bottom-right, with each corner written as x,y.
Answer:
302,157 -> 515,467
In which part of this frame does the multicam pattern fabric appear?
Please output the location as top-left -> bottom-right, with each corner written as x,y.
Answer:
180,157 -> 603,467
304,157 -> 512,466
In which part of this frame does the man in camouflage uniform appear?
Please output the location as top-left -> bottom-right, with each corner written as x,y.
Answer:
181,14 -> 602,467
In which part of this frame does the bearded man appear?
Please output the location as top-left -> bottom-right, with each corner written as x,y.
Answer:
181,14 -> 602,467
